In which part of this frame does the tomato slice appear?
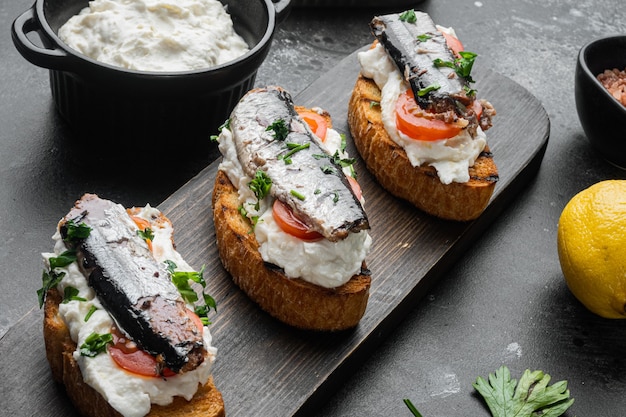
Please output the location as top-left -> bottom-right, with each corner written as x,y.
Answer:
297,110 -> 328,142
272,199 -> 324,242
108,310 -> 203,378
346,175 -> 363,202
441,30 -> 464,57
130,215 -> 153,252
395,90 -> 463,141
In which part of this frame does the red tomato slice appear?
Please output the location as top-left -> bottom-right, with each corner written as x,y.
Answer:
346,175 -> 363,202
441,30 -> 464,57
108,310 -> 203,378
297,110 -> 328,142
395,90 -> 463,141
272,199 -> 323,242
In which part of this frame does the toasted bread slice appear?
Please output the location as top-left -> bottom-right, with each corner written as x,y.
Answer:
43,288 -> 225,417
212,169 -> 371,331
348,74 -> 498,221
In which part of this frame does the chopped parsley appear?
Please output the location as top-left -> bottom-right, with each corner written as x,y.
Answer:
80,332 -> 113,357
210,118 -> 230,142
416,34 -> 431,42
37,269 -> 65,308
417,83 -> 441,96
48,250 -> 77,269
370,100 -> 380,108
137,227 -> 154,242
320,165 -> 336,175
332,191 -> 340,204
63,219 -> 92,242
399,9 -> 417,23
433,51 -> 478,83
84,305 -> 98,322
249,170 -> 272,210
290,190 -> 306,201
279,142 -> 310,164
266,119 -> 289,141
167,262 -> 217,326
62,286 -> 86,304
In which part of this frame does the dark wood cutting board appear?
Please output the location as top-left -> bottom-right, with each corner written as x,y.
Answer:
0,49 -> 549,416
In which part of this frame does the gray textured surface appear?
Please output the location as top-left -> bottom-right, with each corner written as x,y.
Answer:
3,0 -> 626,416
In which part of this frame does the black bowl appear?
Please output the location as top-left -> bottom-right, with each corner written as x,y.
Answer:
12,0 -> 291,156
575,35 -> 626,168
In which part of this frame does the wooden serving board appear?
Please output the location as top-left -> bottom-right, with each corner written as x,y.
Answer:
1,50 -> 548,416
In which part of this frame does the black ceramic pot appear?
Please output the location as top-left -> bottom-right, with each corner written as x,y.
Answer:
575,36 -> 626,169
12,0 -> 291,155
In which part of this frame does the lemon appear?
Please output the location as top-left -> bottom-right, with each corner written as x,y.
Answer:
557,180 -> 626,318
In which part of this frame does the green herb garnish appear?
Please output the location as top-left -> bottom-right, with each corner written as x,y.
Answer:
266,119 -> 289,141
62,286 -> 86,304
416,34 -> 431,42
464,85 -> 477,97
37,269 -> 65,308
249,170 -> 272,210
403,399 -> 423,417
79,332 -> 113,357
290,190 -> 306,201
370,101 -> 380,108
321,165 -> 336,175
167,262 -> 217,325
279,142 -> 310,164
332,191 -> 340,204
473,366 -> 575,417
417,83 -> 441,97
48,250 -> 77,269
84,305 -> 98,322
137,227 -> 154,242
64,219 -> 92,242
399,9 -> 417,23
433,51 -> 478,83
210,118 -> 230,142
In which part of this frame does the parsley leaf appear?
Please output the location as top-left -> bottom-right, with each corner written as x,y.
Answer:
137,227 -> 154,242
167,262 -> 217,325
473,366 -> 575,417
64,219 -> 92,242
418,83 -> 441,97
80,332 -> 113,357
399,9 -> 417,23
37,269 -> 65,308
433,51 -> 478,83
416,34 -> 431,42
210,118 -> 230,142
266,119 -> 289,141
249,170 -> 272,210
84,305 -> 98,322
62,286 -> 86,303
403,399 -> 423,417
49,250 -> 77,269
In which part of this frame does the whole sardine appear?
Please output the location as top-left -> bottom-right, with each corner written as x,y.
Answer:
228,86 -> 369,242
60,194 -> 205,374
370,11 -> 472,114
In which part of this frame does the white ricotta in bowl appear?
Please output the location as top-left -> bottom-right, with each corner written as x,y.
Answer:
58,0 -> 250,72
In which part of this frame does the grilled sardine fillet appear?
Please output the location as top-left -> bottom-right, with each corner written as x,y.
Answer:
229,86 -> 369,242
60,194 -> 205,373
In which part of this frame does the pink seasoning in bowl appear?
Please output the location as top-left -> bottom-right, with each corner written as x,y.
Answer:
597,68 -> 626,107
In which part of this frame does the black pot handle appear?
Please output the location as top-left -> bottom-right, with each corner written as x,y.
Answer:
11,6 -> 77,71
272,0 -> 292,25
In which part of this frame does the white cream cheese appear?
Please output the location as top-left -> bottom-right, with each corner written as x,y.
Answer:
217,121 -> 372,289
357,41 -> 487,184
58,0 -> 249,72
43,204 -> 216,417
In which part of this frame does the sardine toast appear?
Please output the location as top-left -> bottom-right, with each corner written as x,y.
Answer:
213,86 -> 372,331
348,11 -> 498,221
41,194 -> 224,417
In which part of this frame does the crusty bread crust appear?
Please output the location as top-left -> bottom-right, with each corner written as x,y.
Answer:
43,285 -> 225,417
348,74 -> 498,221
212,169 -> 371,331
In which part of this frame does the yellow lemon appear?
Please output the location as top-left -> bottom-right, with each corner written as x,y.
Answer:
557,180 -> 626,318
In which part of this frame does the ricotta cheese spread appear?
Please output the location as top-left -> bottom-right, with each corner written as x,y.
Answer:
358,40 -> 487,185
218,117 -> 372,289
43,204 -> 216,417
58,0 -> 249,72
